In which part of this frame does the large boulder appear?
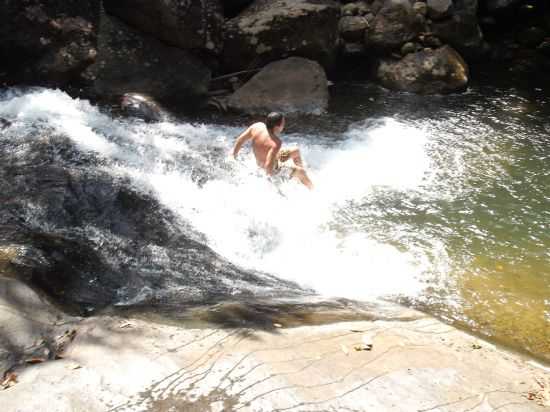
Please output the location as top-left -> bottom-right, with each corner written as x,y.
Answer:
431,0 -> 485,59
227,57 -> 329,114
376,46 -> 469,94
0,0 -> 100,85
84,12 -> 210,106
103,0 -> 224,55
364,0 -> 424,51
223,0 -> 340,72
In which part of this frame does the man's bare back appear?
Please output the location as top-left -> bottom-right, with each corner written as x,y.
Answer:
231,113 -> 313,189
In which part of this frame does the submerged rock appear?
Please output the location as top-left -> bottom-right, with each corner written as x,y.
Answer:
84,11 -> 210,106
0,0 -> 100,85
377,46 -> 469,94
103,0 -> 224,55
223,0 -> 340,72
227,57 -> 329,114
120,94 -> 165,122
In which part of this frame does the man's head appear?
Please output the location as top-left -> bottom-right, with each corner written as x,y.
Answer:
266,112 -> 285,134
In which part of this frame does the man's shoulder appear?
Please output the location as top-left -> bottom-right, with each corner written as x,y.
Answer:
250,122 -> 266,130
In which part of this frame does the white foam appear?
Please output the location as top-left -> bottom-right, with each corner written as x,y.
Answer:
0,88 -> 440,300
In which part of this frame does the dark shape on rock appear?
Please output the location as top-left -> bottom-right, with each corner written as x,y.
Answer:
431,0 -> 485,60
365,0 -> 424,51
0,118 -> 11,129
517,27 -> 546,48
377,46 -> 469,94
84,12 -> 210,107
103,0 -> 224,55
223,0 -> 340,73
227,57 -> 329,115
485,0 -> 522,14
222,0 -> 255,17
0,0 -> 100,86
120,94 -> 166,122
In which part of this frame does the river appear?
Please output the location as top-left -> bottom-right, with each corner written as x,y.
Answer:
0,75 -> 548,363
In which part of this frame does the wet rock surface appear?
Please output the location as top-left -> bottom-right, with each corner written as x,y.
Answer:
0,121 -> 307,314
227,57 -> 329,114
223,0 -> 340,73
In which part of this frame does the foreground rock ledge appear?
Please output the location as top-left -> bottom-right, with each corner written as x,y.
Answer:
1,280 -> 548,411
227,57 -> 329,114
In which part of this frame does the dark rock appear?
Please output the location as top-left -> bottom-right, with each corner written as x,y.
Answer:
431,0 -> 485,59
341,1 -> 370,16
227,57 -> 329,114
103,0 -> 224,55
485,0 -> 522,14
517,27 -> 546,48
0,0 -> 100,85
364,0 -> 424,52
376,45 -> 469,94
222,0 -> 255,17
339,16 -> 370,42
423,34 -> 443,48
427,0 -> 453,20
84,12 -> 210,106
343,42 -> 368,56
537,40 -> 550,57
223,0 -> 340,73
120,94 -> 166,122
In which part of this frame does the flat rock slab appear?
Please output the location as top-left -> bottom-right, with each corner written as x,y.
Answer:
2,313 -> 548,411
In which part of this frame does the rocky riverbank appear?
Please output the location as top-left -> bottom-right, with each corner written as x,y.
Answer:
2,0 -> 550,114
1,275 -> 549,411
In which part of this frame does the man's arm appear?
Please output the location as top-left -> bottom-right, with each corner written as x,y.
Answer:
264,144 -> 281,176
232,126 -> 253,159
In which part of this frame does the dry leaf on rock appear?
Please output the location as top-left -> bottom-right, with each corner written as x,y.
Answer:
1,372 -> 18,390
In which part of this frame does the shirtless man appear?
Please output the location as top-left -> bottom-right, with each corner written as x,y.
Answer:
231,112 -> 313,189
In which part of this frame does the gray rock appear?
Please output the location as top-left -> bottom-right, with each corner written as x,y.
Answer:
401,42 -> 417,55
0,0 -> 100,85
223,0 -> 340,73
227,57 -> 329,114
341,1 -> 370,16
103,0 -> 224,54
365,0 -> 424,51
84,12 -> 210,105
413,2 -> 428,16
377,45 -> 469,94
339,16 -> 369,42
427,0 -> 453,20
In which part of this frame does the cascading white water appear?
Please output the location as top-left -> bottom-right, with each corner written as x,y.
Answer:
0,88 -> 442,301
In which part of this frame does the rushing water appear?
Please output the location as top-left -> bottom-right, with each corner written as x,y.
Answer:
0,81 -> 548,362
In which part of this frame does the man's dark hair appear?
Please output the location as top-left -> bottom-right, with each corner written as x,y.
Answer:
266,112 -> 284,131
